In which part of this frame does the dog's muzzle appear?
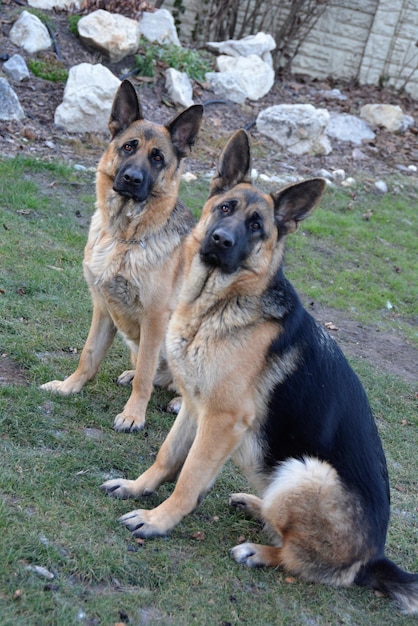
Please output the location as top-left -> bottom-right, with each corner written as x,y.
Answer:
113,164 -> 152,203
200,222 -> 248,274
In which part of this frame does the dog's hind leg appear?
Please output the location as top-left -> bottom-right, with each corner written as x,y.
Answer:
229,493 -> 264,520
40,305 -> 117,395
232,543 -> 284,567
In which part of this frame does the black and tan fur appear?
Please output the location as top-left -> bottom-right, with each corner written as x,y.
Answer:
101,130 -> 418,613
41,80 -> 203,431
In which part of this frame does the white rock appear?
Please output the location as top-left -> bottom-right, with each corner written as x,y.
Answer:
399,115 -> 414,133
3,54 -> 30,82
0,78 -> 25,121
139,9 -> 180,47
54,63 -> 121,134
360,104 -> 403,132
408,164 -> 417,172
165,68 -> 194,107
28,0 -> 81,9
78,10 -> 140,64
215,54 -> 274,100
205,71 -> 247,104
332,169 -> 346,182
341,177 -> 356,187
319,88 -> 347,101
207,32 -> 276,65
256,104 -> 331,156
9,10 -> 51,54
182,172 -> 197,182
327,112 -> 375,144
374,180 -> 388,194
317,168 -> 333,180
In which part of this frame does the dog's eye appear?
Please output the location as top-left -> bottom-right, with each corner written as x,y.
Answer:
220,204 -> 230,214
123,143 -> 134,153
151,149 -> 164,164
250,212 -> 262,231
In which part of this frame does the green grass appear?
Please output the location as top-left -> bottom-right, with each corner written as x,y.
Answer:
0,157 -> 417,625
134,37 -> 213,81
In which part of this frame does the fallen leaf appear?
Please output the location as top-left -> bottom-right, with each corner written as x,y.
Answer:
285,576 -> 296,583
191,531 -> 205,541
13,589 -> 23,600
325,322 -> 338,331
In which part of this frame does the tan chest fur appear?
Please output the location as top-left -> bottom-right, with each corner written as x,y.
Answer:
83,209 -> 182,343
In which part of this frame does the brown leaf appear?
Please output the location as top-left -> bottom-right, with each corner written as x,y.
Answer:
191,531 -> 206,541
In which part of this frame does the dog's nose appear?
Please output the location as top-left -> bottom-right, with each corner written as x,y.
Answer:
211,227 -> 234,248
123,168 -> 144,186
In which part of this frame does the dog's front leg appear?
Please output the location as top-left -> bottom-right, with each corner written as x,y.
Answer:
101,402 -> 197,499
40,305 -> 117,395
113,311 -> 170,432
118,410 -> 249,538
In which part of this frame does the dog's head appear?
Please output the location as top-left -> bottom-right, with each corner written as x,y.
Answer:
194,130 -> 325,287
102,80 -> 203,204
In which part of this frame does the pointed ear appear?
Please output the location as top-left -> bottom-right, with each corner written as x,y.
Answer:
108,80 -> 143,137
166,104 -> 204,159
271,178 -> 326,235
209,129 -> 251,196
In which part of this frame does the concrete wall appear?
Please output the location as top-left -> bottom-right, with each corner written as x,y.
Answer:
161,0 -> 418,99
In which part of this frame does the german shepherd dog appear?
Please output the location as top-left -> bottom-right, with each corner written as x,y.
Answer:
41,80 -> 203,431
101,130 -> 418,613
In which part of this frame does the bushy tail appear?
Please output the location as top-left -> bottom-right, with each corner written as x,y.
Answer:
355,558 -> 418,615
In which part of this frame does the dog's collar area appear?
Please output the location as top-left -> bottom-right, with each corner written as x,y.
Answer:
117,237 -> 148,248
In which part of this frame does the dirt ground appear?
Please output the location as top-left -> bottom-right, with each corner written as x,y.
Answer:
0,3 -> 417,388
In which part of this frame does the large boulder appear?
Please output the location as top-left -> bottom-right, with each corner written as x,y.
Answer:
0,78 -> 25,121
327,113 -> 375,144
139,9 -> 181,47
211,54 -> 274,101
257,104 -> 331,156
54,64 -> 121,134
207,32 -> 276,65
360,104 -> 404,132
77,10 -> 140,63
28,0 -> 82,8
165,68 -> 194,107
9,10 -> 51,54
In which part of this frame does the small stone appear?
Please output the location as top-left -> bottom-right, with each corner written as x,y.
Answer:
374,180 -> 388,194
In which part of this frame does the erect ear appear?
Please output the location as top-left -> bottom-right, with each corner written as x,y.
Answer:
166,104 -> 204,159
271,178 -> 326,235
108,80 -> 143,137
209,129 -> 252,197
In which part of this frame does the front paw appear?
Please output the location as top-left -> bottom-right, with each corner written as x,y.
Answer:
100,478 -> 153,500
40,379 -> 75,395
119,509 -> 168,538
113,411 -> 145,432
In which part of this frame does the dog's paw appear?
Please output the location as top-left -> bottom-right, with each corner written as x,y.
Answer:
119,509 -> 168,538
113,412 -> 145,432
166,396 -> 182,414
100,479 -> 134,499
40,379 -> 76,395
231,543 -> 261,567
117,370 -> 135,386
229,493 -> 251,511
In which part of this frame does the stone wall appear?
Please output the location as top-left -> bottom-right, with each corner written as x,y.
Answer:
161,0 -> 418,99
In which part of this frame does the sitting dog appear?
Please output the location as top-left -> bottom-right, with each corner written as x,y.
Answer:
101,130 -> 418,613
41,80 -> 203,431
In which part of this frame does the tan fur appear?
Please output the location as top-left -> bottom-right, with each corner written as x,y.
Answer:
231,457 -> 371,586
41,81 -> 202,431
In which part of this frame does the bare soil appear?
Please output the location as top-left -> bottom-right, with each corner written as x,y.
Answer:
1,3 -> 417,388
